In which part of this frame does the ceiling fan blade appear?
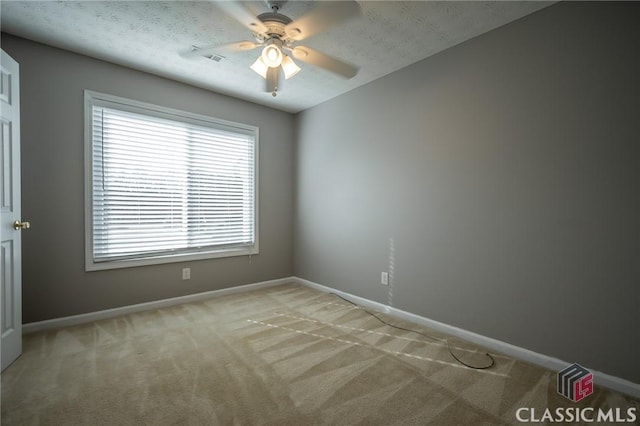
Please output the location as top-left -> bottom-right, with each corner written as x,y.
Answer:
285,1 -> 362,41
266,66 -> 280,94
291,46 -> 358,79
182,41 -> 260,58
216,1 -> 268,35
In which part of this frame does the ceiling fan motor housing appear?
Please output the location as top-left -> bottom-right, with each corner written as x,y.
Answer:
255,12 -> 293,42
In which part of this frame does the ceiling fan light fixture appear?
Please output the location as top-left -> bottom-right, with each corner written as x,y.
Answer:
250,56 -> 269,79
261,38 -> 283,68
281,55 -> 301,80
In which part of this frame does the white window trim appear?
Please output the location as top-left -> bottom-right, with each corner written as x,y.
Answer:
84,90 -> 259,271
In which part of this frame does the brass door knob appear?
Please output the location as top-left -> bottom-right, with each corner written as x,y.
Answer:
13,220 -> 30,231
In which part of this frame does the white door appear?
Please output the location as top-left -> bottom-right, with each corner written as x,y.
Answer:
0,49 -> 24,372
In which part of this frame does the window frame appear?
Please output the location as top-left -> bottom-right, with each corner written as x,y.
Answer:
84,90 -> 259,271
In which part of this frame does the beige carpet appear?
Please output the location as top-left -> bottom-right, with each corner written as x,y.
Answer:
2,283 -> 638,425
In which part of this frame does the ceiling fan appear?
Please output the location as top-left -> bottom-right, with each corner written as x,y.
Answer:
183,1 -> 362,97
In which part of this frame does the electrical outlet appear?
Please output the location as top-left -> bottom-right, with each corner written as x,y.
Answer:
381,272 -> 389,286
182,268 -> 191,280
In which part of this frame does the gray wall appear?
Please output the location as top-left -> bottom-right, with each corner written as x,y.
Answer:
1,34 -> 294,323
294,2 -> 640,383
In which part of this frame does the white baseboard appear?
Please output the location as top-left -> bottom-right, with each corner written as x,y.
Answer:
22,277 -> 294,334
294,277 -> 640,400
22,274 -> 639,399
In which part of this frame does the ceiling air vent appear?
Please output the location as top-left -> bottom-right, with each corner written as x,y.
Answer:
191,46 -> 225,62
205,54 -> 225,62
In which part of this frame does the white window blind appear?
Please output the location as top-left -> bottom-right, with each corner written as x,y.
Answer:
85,91 -> 258,270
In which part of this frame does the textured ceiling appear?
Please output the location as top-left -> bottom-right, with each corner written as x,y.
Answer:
1,1 -> 552,113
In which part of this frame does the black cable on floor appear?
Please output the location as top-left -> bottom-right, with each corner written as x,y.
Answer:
329,292 -> 495,370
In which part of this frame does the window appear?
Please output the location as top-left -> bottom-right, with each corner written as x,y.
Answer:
84,91 -> 258,271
